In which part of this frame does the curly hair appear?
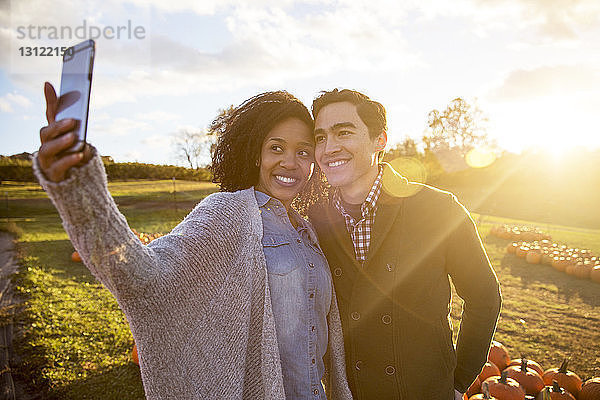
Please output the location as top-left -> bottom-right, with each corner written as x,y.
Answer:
210,91 -> 314,192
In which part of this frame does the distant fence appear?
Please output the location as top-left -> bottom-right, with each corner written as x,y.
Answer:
0,160 -> 212,182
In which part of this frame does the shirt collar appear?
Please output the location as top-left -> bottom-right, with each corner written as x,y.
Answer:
254,187 -> 308,228
254,188 -> 273,208
333,165 -> 384,216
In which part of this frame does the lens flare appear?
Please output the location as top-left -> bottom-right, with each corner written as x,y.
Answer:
465,147 -> 496,168
382,157 -> 427,198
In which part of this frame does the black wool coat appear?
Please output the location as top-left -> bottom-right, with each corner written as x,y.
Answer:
309,165 -> 502,400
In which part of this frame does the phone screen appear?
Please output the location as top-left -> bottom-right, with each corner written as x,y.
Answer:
56,39 -> 95,153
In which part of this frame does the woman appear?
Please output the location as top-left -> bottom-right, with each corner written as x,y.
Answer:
34,83 -> 352,400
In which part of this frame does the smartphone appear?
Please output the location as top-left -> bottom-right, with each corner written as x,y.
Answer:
56,39 -> 95,153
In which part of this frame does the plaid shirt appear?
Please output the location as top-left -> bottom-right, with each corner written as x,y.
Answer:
332,167 -> 384,262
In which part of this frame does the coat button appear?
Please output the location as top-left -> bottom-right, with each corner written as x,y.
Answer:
309,262 -> 315,268
355,360 -> 363,370
351,312 -> 360,321
313,388 -> 319,396
333,267 -> 342,277
385,365 -> 396,375
386,263 -> 395,272
382,314 -> 392,325
296,238 -> 302,244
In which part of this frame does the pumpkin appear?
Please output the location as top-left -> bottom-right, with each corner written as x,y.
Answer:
516,246 -> 530,258
526,249 -> 542,264
507,242 -> 519,254
565,263 -> 577,276
542,360 -> 582,398
467,377 -> 482,397
574,262 -> 593,280
536,381 -> 576,400
505,359 -> 544,396
132,342 -> 139,365
507,358 -> 544,376
470,393 -> 500,399
499,229 -> 512,240
542,251 -> 555,266
470,382 -> 500,399
552,257 -> 569,272
591,266 -> 600,284
71,251 -> 82,262
484,371 -> 526,400
580,378 -> 600,400
488,341 -> 511,371
479,361 -> 502,383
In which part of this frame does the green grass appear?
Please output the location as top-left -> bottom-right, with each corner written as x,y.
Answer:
3,180 -> 216,399
2,180 -> 599,398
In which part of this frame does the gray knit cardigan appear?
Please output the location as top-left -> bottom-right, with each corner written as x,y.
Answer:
33,153 -> 352,400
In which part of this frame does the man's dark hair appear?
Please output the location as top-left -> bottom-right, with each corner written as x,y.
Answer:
311,88 -> 387,139
210,91 -> 313,192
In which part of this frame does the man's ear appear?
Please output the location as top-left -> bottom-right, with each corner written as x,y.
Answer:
376,130 -> 387,152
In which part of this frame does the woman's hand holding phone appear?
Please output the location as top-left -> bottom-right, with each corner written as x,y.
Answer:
38,82 -> 94,183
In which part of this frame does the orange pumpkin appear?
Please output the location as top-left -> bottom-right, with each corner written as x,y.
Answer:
132,342 -> 139,365
469,381 -> 500,400
516,246 -> 529,258
565,263 -> 577,276
479,361 -> 502,383
505,359 -> 544,396
484,371 -> 525,400
591,266 -> 600,284
580,377 -> 600,400
574,262 -> 593,280
526,249 -> 542,264
552,257 -> 569,272
488,341 -> 511,371
536,381 -> 576,400
542,251 -> 555,266
467,377 -> 482,398
542,360 -> 582,399
507,358 -> 544,376
71,251 -> 82,262
470,394 -> 499,400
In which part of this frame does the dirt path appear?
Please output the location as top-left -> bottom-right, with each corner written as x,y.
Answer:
0,231 -> 18,400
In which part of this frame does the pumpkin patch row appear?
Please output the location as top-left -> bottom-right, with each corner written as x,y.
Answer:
465,340 -> 600,400
130,229 -> 164,245
490,225 -> 552,242
505,239 -> 600,284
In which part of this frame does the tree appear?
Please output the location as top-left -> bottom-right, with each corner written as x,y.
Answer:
422,97 -> 494,157
384,137 -> 419,160
171,128 -> 214,169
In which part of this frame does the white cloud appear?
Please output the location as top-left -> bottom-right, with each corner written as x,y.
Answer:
469,0 -> 600,41
121,150 -> 142,161
0,92 -> 33,113
140,133 -> 171,148
489,64 -> 600,101
24,2 -> 416,109
91,116 -> 152,136
134,110 -> 180,122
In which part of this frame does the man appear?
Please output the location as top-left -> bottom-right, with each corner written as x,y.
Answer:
308,89 -> 502,400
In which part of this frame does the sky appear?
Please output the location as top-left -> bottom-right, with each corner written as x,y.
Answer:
1,0 -> 600,165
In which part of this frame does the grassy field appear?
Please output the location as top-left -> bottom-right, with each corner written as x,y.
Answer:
1,179 -> 599,399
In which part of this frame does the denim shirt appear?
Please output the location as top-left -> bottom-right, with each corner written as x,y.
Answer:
255,189 -> 332,400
